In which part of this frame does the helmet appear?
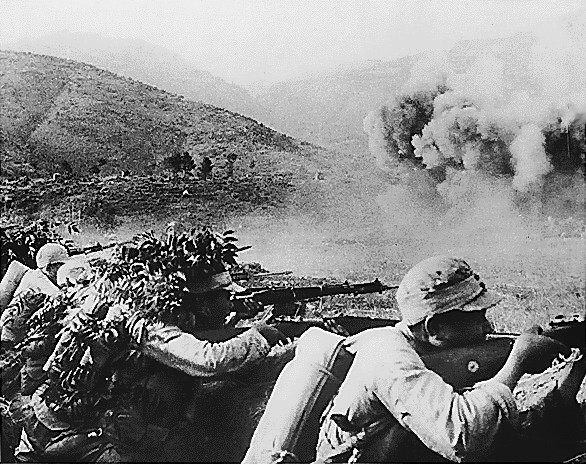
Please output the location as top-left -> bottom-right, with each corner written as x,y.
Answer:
36,243 -> 69,269
396,256 -> 501,326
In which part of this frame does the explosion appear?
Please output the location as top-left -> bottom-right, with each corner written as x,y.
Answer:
365,11 -> 586,207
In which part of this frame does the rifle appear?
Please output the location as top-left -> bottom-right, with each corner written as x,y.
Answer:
233,279 -> 399,317
421,314 -> 585,389
196,314 -> 585,390
66,241 -> 131,257
230,270 -> 293,281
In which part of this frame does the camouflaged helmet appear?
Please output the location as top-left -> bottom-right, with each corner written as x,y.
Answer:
189,270 -> 245,294
396,256 -> 501,326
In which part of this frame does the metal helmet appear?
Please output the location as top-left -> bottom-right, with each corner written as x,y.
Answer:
36,243 -> 69,269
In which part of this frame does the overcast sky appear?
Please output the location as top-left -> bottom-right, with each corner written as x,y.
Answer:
0,0 -> 583,86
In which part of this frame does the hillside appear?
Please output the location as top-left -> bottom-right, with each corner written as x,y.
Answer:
0,50 -> 384,232
5,31 -> 271,122
254,55 -> 418,153
254,33 -> 543,153
0,50 -> 316,179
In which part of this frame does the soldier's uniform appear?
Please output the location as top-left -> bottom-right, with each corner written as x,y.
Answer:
12,232 -> 280,462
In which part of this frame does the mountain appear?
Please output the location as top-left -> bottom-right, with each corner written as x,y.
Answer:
253,55 -> 419,154
254,33 -> 547,154
0,50 -> 320,179
5,31 -> 271,123
2,50 -> 370,228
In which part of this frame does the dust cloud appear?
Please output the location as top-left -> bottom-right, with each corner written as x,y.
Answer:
214,20 -> 585,282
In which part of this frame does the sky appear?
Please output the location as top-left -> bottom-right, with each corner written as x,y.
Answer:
0,0 -> 584,86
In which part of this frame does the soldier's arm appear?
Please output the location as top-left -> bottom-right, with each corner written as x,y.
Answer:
137,320 -> 272,377
366,333 -> 518,462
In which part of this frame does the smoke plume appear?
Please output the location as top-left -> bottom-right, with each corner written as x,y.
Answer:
366,11 -> 585,200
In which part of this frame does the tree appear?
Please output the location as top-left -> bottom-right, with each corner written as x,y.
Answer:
60,160 -> 73,177
199,156 -> 213,181
163,151 -> 195,176
225,152 -> 238,179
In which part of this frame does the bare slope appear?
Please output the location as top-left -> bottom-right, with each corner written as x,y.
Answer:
0,50 -> 311,179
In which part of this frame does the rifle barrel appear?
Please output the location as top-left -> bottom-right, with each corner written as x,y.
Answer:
234,279 -> 398,312
486,332 -> 519,339
68,241 -> 131,256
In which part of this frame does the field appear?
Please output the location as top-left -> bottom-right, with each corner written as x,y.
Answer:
3,166 -> 583,334
2,174 -> 585,462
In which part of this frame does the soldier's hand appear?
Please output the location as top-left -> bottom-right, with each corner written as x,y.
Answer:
239,298 -> 264,318
510,326 -> 571,374
231,297 -> 264,318
254,322 -> 289,347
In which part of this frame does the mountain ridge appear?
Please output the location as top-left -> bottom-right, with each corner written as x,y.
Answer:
5,31 -> 272,123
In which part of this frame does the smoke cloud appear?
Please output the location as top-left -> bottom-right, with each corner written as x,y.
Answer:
80,13 -> 584,321
367,11 -> 585,199
353,13 -> 585,309
510,124 -> 551,192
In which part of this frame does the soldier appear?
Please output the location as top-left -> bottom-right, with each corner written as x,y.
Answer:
0,246 -> 76,463
12,231 -> 287,462
1,242 -> 69,300
315,256 -> 571,462
1,244 -> 71,392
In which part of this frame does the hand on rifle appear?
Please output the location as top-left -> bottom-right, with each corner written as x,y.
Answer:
494,325 -> 571,389
254,321 -> 289,347
511,325 -> 571,374
228,297 -> 265,325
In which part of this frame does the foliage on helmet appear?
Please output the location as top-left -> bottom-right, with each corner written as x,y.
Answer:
91,227 -> 244,324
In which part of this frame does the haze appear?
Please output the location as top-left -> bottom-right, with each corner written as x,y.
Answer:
0,0 -> 583,87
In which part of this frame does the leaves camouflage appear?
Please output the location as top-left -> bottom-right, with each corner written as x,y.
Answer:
2,225 -> 246,422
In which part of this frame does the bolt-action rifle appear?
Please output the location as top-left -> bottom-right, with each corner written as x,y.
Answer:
66,241 -> 131,257
233,279 -> 398,317
198,313 -> 585,391
420,313 -> 585,389
230,270 -> 294,281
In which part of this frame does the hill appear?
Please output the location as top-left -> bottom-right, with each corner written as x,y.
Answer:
254,55 -> 418,153
0,50 -> 381,232
5,31 -> 270,122
0,50 -> 316,179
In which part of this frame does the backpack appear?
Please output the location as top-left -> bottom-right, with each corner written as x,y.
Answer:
242,327 -> 354,464
0,261 -> 30,314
